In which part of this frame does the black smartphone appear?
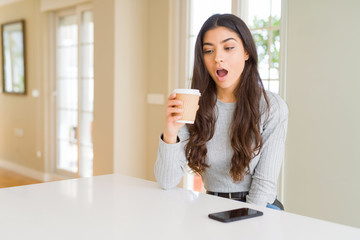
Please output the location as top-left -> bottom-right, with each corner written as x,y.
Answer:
208,207 -> 263,223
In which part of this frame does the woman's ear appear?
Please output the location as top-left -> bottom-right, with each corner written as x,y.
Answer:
245,52 -> 250,61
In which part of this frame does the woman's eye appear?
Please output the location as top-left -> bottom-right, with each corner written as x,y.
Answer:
203,49 -> 213,54
225,47 -> 234,51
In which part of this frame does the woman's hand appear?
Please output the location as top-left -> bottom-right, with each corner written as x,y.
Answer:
163,93 -> 185,144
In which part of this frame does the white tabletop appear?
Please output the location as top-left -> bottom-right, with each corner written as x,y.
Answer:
0,174 -> 359,240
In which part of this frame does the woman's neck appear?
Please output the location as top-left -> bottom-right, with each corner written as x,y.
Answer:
217,90 -> 236,103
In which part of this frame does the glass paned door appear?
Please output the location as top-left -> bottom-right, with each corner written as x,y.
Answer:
79,10 -> 94,177
56,15 -> 78,174
55,8 -> 94,177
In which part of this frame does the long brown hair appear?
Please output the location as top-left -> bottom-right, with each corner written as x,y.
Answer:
185,14 -> 269,182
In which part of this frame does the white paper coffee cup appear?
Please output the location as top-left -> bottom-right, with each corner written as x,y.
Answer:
173,89 -> 201,124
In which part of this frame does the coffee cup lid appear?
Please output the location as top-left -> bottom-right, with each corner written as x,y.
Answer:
173,89 -> 201,96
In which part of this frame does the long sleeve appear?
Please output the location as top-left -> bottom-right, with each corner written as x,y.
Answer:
154,92 -> 289,207
246,93 -> 289,206
154,126 -> 189,189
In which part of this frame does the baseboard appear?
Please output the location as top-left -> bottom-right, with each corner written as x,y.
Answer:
0,158 -> 67,182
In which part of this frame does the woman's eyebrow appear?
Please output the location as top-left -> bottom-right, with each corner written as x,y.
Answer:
203,37 -> 237,47
203,42 -> 213,46
221,37 -> 237,43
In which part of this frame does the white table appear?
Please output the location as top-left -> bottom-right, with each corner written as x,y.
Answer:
0,174 -> 359,240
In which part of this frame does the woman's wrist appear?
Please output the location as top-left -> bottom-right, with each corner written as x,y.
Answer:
163,132 -> 178,144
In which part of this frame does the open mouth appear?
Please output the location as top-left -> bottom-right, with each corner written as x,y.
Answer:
216,68 -> 228,78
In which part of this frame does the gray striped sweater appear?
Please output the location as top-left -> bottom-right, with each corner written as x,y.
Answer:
154,91 -> 288,206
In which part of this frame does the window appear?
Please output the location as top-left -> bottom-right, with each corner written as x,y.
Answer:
184,0 -> 233,192
54,5 -> 94,177
182,0 -> 285,192
245,0 -> 282,94
186,0 -> 233,88
240,0 -> 286,200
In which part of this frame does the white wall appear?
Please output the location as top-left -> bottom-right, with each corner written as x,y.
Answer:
0,0 -> 45,172
113,0 -> 148,179
285,0 -> 360,228
40,0 -> 89,11
92,0 -> 115,175
146,0 -> 170,181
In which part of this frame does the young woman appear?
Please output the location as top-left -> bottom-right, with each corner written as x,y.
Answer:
154,14 -> 288,210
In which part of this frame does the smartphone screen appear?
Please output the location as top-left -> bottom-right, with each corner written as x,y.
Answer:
208,208 -> 263,223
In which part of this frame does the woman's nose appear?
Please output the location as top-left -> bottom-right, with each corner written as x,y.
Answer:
215,53 -> 224,63
215,58 -> 223,63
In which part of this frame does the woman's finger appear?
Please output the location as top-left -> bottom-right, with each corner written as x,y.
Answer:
168,93 -> 176,100
166,107 -> 183,115
167,99 -> 183,107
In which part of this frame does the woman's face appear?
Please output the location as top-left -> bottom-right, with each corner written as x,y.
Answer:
202,26 -> 249,100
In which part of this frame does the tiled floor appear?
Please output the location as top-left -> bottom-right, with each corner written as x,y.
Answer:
0,168 -> 42,188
